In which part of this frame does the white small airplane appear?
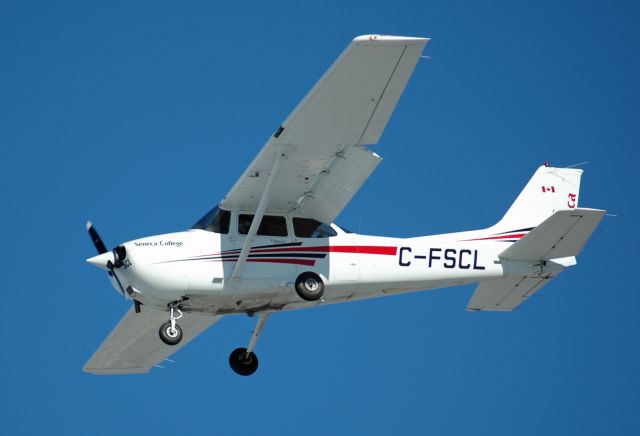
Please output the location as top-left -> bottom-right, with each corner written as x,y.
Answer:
85,35 -> 605,376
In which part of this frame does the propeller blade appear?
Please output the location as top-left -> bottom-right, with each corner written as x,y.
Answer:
107,261 -> 127,297
86,221 -> 108,254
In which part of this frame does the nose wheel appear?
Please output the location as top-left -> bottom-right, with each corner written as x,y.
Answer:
159,307 -> 183,346
229,348 -> 259,376
229,313 -> 269,376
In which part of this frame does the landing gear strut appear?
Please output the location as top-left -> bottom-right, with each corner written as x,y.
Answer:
229,314 -> 269,376
159,306 -> 183,346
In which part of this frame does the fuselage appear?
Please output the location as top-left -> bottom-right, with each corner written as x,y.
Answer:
102,211 -> 526,316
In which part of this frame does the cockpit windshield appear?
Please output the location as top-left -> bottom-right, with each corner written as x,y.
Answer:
191,206 -> 230,234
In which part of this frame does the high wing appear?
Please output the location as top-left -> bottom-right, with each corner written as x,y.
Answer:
84,307 -> 222,375
221,35 -> 429,224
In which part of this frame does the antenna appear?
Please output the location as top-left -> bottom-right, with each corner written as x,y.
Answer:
566,161 -> 589,169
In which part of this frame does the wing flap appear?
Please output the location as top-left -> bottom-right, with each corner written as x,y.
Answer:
298,145 -> 382,224
84,307 -> 222,375
500,208 -> 605,261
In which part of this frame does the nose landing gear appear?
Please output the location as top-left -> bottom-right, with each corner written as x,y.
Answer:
159,306 -> 183,346
229,313 -> 269,376
229,347 -> 259,376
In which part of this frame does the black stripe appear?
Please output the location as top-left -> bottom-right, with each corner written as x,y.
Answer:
153,251 -> 326,264
243,241 -> 303,249
493,227 -> 534,236
220,241 -> 303,254
191,252 -> 326,261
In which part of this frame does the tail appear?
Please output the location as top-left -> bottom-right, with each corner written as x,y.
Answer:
467,165 -> 605,312
492,164 -> 584,233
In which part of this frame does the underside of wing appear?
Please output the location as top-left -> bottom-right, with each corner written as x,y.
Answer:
222,35 -> 429,223
84,307 -> 222,375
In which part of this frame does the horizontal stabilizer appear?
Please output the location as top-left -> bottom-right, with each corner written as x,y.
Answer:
500,208 -> 605,261
467,275 -> 559,312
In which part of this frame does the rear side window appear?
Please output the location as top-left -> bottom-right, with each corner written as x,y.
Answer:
293,218 -> 337,238
238,214 -> 288,237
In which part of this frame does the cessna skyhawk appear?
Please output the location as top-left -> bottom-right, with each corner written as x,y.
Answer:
84,35 -> 604,376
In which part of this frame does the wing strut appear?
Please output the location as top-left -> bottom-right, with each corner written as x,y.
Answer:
231,148 -> 286,280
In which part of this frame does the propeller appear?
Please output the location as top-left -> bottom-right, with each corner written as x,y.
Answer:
86,221 -> 127,297
87,221 -> 108,254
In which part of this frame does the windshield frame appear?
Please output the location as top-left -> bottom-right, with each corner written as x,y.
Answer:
191,206 -> 230,233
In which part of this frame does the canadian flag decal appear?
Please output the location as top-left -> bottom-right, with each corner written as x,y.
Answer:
541,186 -> 555,193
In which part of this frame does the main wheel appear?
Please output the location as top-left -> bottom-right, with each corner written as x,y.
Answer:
159,321 -> 183,346
295,272 -> 325,301
229,347 -> 259,376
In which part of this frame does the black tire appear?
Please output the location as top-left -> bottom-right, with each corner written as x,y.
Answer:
229,347 -> 259,376
295,271 -> 325,301
159,321 -> 183,346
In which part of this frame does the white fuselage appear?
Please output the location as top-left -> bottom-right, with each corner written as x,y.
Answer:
105,213 -> 535,316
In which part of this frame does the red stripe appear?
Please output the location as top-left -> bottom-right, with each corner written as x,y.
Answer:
200,246 -> 398,256
249,245 -> 398,255
247,258 -> 316,266
464,233 -> 527,242
194,245 -> 398,258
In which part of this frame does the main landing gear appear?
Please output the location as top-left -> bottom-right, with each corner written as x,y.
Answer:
295,271 -> 325,301
229,314 -> 269,376
159,306 -> 183,346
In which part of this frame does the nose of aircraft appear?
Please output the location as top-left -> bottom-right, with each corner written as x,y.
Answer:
86,251 -> 114,271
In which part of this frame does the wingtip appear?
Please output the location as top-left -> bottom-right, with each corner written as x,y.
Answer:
353,34 -> 430,45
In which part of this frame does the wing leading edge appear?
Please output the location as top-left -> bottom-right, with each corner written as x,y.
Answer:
222,35 -> 429,223
84,307 -> 223,375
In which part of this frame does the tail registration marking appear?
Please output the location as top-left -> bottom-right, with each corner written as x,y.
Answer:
398,247 -> 485,270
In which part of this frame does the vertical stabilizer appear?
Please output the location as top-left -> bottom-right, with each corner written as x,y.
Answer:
493,166 -> 583,233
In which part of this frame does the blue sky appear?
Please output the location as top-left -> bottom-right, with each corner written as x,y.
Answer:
1,1 -> 639,434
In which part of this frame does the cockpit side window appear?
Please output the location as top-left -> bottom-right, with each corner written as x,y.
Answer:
238,214 -> 288,237
293,218 -> 337,238
191,206 -> 230,234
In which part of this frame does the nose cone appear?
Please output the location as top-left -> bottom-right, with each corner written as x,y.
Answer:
86,251 -> 114,271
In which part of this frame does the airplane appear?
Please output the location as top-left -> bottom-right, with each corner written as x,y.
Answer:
84,35 -> 605,376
